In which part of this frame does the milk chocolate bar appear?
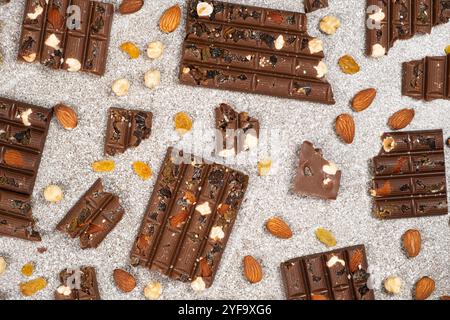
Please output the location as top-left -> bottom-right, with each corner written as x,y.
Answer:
18,0 -> 114,75
304,0 -> 329,13
130,147 -> 249,290
370,129 -> 448,219
56,179 -> 124,248
0,97 -> 53,241
55,266 -> 100,300
104,107 -> 153,157
402,55 -> 450,101
179,0 -> 335,104
366,0 -> 450,58
281,245 -> 375,300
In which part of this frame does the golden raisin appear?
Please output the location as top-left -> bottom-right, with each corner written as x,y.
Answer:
92,160 -> 115,172
315,228 -> 337,247
120,42 -> 140,59
133,161 -> 152,180
338,55 -> 360,75
20,278 -> 47,296
21,263 -> 34,277
174,112 -> 193,135
257,159 -> 272,176
445,45 -> 450,55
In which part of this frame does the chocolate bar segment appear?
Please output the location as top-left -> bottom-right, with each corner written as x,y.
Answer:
281,245 -> 375,300
304,0 -> 329,13
56,178 -> 124,248
180,0 -> 335,104
104,107 -> 153,157
0,97 -> 52,241
370,129 -> 448,219
130,148 -> 249,290
18,0 -> 114,76
54,266 -> 100,300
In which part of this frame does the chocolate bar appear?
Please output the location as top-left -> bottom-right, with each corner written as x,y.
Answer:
55,266 -> 100,300
293,141 -> 341,200
366,0 -> 450,57
304,0 -> 329,13
179,0 -> 335,104
104,107 -> 153,157
0,97 -> 52,241
215,103 -> 259,157
56,178 -> 124,249
370,129 -> 448,219
18,0 -> 114,75
402,55 -> 450,101
130,147 -> 249,290
281,245 -> 375,300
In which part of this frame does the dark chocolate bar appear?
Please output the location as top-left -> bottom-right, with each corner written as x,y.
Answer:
18,0 -> 114,75
281,245 -> 375,300
402,55 -> 450,101
55,266 -> 100,300
104,107 -> 153,157
366,0 -> 450,57
56,178 -> 124,248
179,0 -> 335,104
130,147 -> 249,290
370,129 -> 448,219
215,103 -> 259,157
0,97 -> 53,241
293,141 -> 341,200
304,0 -> 329,13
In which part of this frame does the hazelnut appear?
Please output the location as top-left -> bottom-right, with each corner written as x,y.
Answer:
144,69 -> 161,89
323,162 -> 338,175
0,257 -> 6,275
144,282 -> 162,300
369,8 -> 385,22
314,61 -> 328,78
195,202 -> 211,216
146,41 -> 164,59
43,185 -> 63,203
308,38 -> 323,54
22,53 -> 37,63
384,276 -> 402,295
319,16 -> 341,35
44,34 -> 60,50
382,136 -> 396,153
191,277 -> 206,291
56,285 -> 72,296
27,5 -> 43,20
19,108 -> 32,126
182,67 -> 191,74
371,44 -> 386,58
112,78 -> 130,97
274,35 -> 285,50
209,225 -> 225,241
65,58 -> 81,72
197,2 -> 214,17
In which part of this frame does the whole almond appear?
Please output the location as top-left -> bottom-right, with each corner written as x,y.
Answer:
243,256 -> 263,284
335,113 -> 355,144
119,0 -> 144,14
352,88 -> 377,112
159,5 -> 181,33
415,276 -> 435,300
113,269 -> 136,293
388,108 -> 415,130
402,229 -> 421,258
266,217 -> 293,239
4,149 -> 24,168
47,7 -> 64,29
54,104 -> 78,130
349,249 -> 363,273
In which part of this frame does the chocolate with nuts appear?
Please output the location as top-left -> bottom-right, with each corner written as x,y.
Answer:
55,266 -> 100,300
304,0 -> 329,13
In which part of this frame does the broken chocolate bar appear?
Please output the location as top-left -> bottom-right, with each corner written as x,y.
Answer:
293,141 -> 341,200
304,0 -> 329,13
215,103 -> 259,157
55,266 -> 100,300
56,178 -> 124,249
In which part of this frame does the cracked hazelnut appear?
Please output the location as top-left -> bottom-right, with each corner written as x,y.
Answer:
19,108 -> 32,126
147,41 -> 164,59
43,185 -> 63,203
323,162 -> 338,175
197,2 -> 214,17
45,34 -> 60,49
144,69 -> 161,89
22,53 -> 37,63
196,202 -> 211,216
314,61 -> 328,78
382,136 -> 396,153
112,78 -> 130,97
209,225 -> 225,241
144,282 -> 162,300
274,35 -> 285,50
65,58 -> 81,72
308,38 -> 323,54
384,276 -> 402,295
191,277 -> 206,291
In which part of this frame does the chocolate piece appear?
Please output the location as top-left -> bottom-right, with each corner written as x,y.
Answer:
366,0 -> 450,57
293,141 -> 341,200
304,0 -> 329,13
179,0 -> 335,104
281,245 -> 375,300
402,55 -> 450,101
215,103 -> 259,157
54,266 -> 100,300
104,107 -> 153,157
370,129 -> 448,219
0,97 -> 52,241
18,0 -> 114,76
130,147 -> 249,290
56,178 -> 124,249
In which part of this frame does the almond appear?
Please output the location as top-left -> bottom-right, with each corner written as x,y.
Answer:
265,217 -> 293,239
199,258 -> 212,277
388,108 -> 415,130
349,249 -> 363,273
311,294 -> 328,300
169,210 -> 188,228
159,5 -> 181,33
267,11 -> 283,24
415,276 -> 435,300
402,229 -> 421,258
352,88 -> 377,112
243,255 -> 263,284
119,0 -> 144,15
3,149 -> 24,168
47,7 -> 64,29
335,113 -> 355,144
113,269 -> 136,293
54,104 -> 78,130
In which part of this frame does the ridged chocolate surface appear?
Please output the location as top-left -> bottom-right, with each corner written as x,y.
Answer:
54,266 -> 101,300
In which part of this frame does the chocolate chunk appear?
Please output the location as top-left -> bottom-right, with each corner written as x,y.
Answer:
304,0 -> 329,13
293,141 -> 341,200
370,129 -> 448,219
54,266 -> 100,300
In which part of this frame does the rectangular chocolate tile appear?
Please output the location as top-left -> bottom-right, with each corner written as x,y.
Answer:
55,266 -> 100,300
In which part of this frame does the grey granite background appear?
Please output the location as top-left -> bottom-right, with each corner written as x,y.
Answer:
0,0 -> 449,300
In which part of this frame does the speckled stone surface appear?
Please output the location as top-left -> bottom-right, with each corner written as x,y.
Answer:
0,0 -> 449,300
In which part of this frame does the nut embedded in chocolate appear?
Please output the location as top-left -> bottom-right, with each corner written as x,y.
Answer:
55,267 -> 100,300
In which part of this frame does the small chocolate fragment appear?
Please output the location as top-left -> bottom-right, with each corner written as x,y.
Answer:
281,245 -> 375,300
104,107 -> 153,156
215,103 -> 259,157
56,179 -> 124,249
130,147 -> 249,289
54,266 -> 100,300
304,0 -> 329,13
370,129 -> 448,219
293,141 -> 341,200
